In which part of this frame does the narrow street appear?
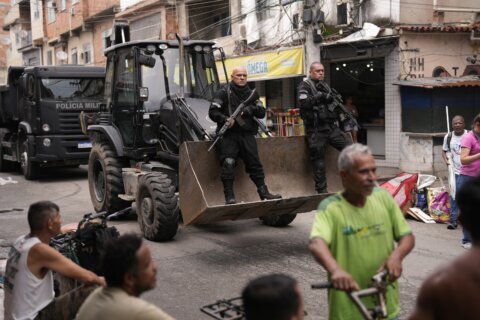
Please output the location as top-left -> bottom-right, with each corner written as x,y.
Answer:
0,166 -> 467,319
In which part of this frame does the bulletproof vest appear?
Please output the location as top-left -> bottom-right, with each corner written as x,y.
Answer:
300,79 -> 338,129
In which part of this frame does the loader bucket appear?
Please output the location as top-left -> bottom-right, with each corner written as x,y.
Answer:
179,136 -> 342,225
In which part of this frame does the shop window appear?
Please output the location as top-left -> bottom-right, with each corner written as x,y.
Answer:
266,80 -> 283,111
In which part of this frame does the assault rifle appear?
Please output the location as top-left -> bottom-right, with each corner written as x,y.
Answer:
316,82 -> 360,129
208,89 -> 259,152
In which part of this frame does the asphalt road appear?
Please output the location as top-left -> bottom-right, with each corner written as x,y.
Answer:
0,166 -> 468,320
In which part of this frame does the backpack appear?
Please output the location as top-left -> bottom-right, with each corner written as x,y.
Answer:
446,131 -> 453,152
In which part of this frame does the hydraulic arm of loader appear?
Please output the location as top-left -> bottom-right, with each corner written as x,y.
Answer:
179,136 -> 342,225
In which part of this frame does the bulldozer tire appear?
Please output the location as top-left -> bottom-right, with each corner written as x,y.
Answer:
136,173 -> 179,242
20,141 -> 38,180
260,214 -> 297,227
88,143 -> 129,213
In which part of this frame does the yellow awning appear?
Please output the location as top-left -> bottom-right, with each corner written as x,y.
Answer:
216,47 -> 304,83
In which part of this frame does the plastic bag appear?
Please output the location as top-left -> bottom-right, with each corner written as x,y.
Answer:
417,174 -> 436,190
416,188 -> 428,211
427,187 -> 451,223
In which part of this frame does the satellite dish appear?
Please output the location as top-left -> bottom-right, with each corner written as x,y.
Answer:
56,51 -> 68,61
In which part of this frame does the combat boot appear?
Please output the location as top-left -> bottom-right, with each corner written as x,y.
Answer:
258,185 -> 282,200
224,190 -> 236,205
223,180 -> 236,205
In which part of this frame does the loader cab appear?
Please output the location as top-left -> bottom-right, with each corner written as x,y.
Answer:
104,40 -> 220,157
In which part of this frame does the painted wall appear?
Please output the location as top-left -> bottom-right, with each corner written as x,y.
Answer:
399,33 -> 480,79
30,0 -> 44,43
400,0 -> 480,24
322,0 -> 401,26
322,0 -> 478,27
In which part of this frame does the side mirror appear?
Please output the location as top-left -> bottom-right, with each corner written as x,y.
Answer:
139,87 -> 149,102
138,54 -> 156,68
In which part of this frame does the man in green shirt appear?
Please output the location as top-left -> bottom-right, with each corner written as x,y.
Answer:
309,143 -> 415,320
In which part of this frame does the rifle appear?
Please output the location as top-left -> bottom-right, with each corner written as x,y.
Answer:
208,89 -> 259,152
254,117 -> 274,137
316,82 -> 360,129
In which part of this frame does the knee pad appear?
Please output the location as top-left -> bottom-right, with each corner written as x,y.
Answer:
222,157 -> 236,171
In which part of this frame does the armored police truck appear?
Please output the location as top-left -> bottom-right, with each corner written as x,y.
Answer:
0,65 -> 105,179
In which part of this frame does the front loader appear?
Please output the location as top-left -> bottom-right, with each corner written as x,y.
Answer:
84,21 -> 341,242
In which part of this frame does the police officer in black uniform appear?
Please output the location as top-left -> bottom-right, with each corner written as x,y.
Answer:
209,66 -> 281,204
298,62 -> 352,193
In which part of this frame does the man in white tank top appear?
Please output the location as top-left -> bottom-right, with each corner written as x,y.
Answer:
3,201 -> 105,320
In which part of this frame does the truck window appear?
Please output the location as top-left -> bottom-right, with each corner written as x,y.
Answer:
40,78 -> 104,100
114,55 -> 135,107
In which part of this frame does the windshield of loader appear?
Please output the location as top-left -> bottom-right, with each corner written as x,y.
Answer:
140,45 -> 219,112
40,78 -> 105,100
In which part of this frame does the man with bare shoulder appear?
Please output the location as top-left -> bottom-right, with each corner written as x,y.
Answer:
3,201 -> 105,320
409,177 -> 480,320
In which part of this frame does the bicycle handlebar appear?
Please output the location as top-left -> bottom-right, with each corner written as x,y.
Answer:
311,282 -> 333,289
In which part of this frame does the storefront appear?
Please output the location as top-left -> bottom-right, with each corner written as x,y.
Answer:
216,46 -> 304,111
320,36 -> 398,158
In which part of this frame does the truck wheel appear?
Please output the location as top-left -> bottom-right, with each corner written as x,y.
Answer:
260,214 -> 297,227
88,143 -> 129,213
20,141 -> 38,180
136,173 -> 179,242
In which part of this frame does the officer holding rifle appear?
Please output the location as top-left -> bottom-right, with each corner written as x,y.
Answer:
209,66 -> 281,205
297,62 -> 353,194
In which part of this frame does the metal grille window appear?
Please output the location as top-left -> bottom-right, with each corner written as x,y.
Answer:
33,0 -> 40,19
102,28 -> 112,50
188,0 -> 231,40
47,0 -> 56,23
130,14 -> 161,40
47,50 -> 53,65
71,48 -> 77,64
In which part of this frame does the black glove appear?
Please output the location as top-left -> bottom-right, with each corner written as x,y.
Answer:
315,92 -> 333,103
242,105 -> 255,117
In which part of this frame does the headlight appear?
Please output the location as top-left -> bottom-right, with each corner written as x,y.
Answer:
42,124 -> 50,132
43,138 -> 51,147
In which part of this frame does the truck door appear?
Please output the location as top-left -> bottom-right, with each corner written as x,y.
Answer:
112,49 -> 136,147
23,74 -> 36,124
